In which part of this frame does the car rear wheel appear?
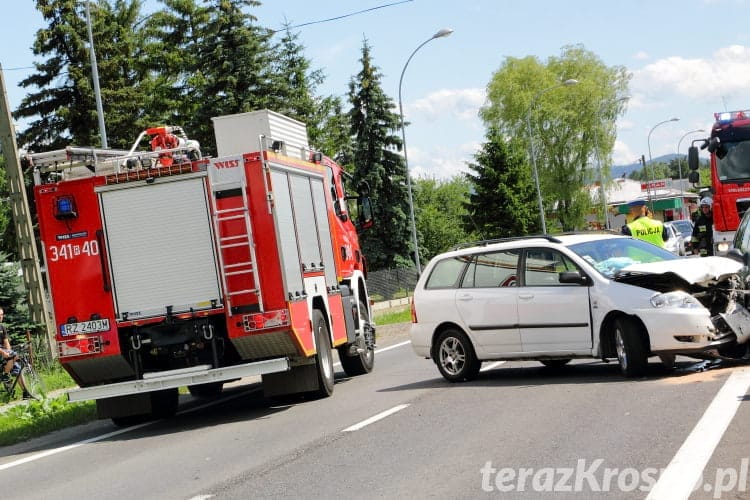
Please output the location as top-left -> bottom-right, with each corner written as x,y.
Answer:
614,317 -> 648,377
435,329 -> 480,382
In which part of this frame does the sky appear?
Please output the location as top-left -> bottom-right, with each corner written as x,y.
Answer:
2,0 -> 750,181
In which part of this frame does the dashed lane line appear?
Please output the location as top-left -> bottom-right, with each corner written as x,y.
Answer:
341,404 -> 411,432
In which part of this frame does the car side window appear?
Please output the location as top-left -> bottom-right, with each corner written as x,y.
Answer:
461,250 -> 520,288
424,255 -> 471,289
524,248 -> 579,286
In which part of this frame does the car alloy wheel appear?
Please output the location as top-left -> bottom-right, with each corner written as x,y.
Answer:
439,336 -> 466,376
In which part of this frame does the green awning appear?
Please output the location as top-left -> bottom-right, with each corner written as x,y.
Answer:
617,197 -> 683,214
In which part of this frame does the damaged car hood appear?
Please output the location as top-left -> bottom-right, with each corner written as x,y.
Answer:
614,256 -> 743,290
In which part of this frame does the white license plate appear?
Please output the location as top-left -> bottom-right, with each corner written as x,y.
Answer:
61,319 -> 111,336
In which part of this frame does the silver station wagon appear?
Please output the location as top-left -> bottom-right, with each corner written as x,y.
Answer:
410,233 -> 750,382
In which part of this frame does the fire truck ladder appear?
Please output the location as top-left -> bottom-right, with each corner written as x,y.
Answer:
210,178 -> 263,316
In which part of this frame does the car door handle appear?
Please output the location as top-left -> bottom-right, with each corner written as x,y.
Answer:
457,294 -> 473,301
518,293 -> 534,300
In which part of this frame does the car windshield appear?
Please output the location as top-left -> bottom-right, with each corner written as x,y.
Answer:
567,238 -> 679,278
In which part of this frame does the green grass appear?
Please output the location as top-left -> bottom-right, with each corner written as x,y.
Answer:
0,396 -> 96,446
374,307 -> 411,325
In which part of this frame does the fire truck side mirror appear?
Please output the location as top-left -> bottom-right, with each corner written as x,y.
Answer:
687,146 -> 700,171
688,170 -> 700,185
356,197 -> 374,231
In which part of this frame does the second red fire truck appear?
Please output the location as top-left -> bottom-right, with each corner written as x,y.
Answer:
688,109 -> 750,253
28,110 -> 375,425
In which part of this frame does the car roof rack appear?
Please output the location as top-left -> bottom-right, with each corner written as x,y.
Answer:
450,234 -> 562,251
449,230 -> 622,251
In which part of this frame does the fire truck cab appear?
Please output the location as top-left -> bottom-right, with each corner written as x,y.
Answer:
688,109 -> 750,254
30,110 -> 375,425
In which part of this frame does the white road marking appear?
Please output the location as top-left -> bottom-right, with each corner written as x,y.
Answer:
375,340 -> 411,354
342,404 -> 410,432
646,367 -> 750,499
480,361 -> 506,372
0,421 -> 154,471
1,338 -> 415,470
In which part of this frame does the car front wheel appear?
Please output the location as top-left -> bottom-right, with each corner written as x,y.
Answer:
614,317 -> 648,377
435,329 -> 480,382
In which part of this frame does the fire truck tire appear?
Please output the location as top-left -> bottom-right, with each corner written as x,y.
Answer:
151,388 -> 179,418
337,300 -> 375,376
188,382 -> 224,399
312,309 -> 334,398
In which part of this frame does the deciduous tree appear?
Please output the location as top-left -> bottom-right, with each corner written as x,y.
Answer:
481,45 -> 630,231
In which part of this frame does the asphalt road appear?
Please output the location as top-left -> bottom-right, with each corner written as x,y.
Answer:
2,323 -> 749,500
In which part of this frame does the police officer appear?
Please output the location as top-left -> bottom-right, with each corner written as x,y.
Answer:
621,199 -> 668,247
691,197 -> 714,256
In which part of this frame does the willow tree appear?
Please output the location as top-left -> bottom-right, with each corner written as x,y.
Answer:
480,45 -> 630,231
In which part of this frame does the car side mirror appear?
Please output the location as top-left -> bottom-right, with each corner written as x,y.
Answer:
559,271 -> 589,286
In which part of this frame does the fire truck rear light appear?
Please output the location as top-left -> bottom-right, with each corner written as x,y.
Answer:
58,336 -> 103,357
54,195 -> 78,220
243,309 -> 290,332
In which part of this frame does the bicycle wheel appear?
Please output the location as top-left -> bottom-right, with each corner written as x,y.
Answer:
19,365 -> 46,400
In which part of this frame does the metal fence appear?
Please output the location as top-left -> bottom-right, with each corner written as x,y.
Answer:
366,267 -> 419,302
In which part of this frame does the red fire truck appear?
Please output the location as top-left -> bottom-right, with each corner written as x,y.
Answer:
688,109 -> 750,254
28,110 -> 375,425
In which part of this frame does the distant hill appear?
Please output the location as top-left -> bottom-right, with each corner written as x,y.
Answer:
611,154 -> 679,179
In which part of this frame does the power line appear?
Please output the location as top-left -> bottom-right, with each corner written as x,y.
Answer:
272,0 -> 414,32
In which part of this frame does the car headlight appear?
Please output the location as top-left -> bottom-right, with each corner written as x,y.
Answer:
650,291 -> 702,309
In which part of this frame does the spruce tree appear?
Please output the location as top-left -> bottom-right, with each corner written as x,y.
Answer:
15,0 -> 151,150
190,0 -> 275,154
464,128 -> 540,238
270,24 -> 351,160
347,38 -> 411,270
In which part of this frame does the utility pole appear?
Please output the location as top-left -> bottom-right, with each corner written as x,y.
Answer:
0,65 -> 55,352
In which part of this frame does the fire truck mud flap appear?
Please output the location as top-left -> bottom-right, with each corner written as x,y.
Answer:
67,357 -> 289,402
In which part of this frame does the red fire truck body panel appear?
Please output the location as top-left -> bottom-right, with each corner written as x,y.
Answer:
29,111 -> 375,420
35,176 -> 121,360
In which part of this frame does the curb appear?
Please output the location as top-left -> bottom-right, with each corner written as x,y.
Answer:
371,297 -> 411,311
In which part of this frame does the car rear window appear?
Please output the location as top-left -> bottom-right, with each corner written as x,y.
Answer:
461,250 -> 520,288
424,256 -> 470,289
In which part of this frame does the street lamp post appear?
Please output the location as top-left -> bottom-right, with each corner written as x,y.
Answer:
85,1 -> 108,148
398,28 -> 453,275
646,117 -> 679,211
676,129 -> 705,219
593,96 -> 629,229
525,79 -> 578,234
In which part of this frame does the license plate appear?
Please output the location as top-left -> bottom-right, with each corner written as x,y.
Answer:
61,319 -> 111,336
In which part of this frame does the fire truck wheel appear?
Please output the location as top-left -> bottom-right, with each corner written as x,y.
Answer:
337,300 -> 375,376
110,389 -> 178,426
151,388 -> 180,419
313,309 -> 334,398
188,382 -> 224,399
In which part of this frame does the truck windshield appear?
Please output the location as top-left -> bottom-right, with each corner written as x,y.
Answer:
717,140 -> 750,182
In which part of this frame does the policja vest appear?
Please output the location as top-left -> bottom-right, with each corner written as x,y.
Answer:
626,217 -> 665,247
